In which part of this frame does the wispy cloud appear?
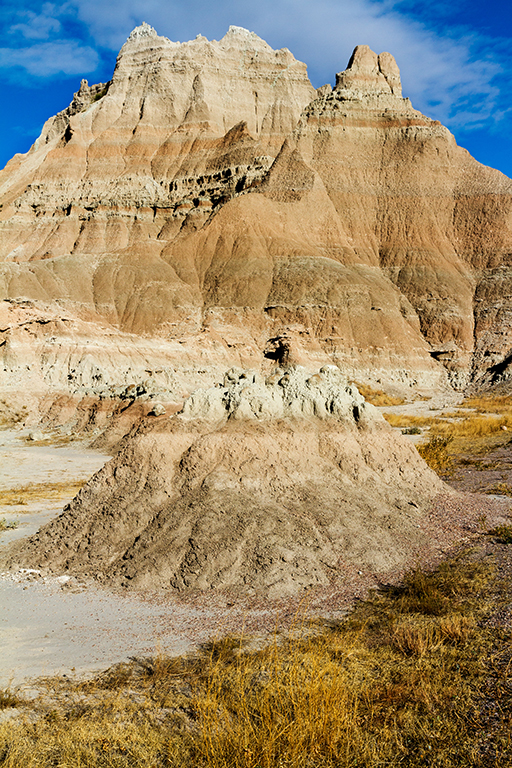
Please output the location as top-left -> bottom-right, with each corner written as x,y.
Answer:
0,0 -> 509,134
10,7 -> 62,40
0,40 -> 99,78
0,3 -> 97,78
62,0 -> 509,130
234,0 -> 504,128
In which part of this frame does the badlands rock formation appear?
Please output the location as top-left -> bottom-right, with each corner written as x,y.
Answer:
10,367 -> 444,596
1,26 -> 512,425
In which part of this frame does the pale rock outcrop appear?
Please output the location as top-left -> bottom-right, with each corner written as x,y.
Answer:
10,367 -> 445,597
180,365 -> 369,423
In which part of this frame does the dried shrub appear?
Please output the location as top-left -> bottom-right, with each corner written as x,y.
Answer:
416,435 -> 454,476
488,524 -> 512,544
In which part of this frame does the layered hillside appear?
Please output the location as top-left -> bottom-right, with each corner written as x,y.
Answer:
1,26 -> 512,418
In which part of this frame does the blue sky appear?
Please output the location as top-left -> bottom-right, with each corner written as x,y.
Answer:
1,0 -> 511,178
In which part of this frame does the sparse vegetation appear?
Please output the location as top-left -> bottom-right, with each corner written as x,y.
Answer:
1,553 -> 511,767
0,481 -> 85,507
0,518 -> 19,532
460,395 -> 512,414
0,400 -> 27,429
0,690 -> 20,710
23,431 -> 74,446
484,482 -> 512,497
488,524 -> 512,543
384,410 -> 512,438
432,413 -> 512,438
91,85 -> 109,104
354,382 -> 405,407
381,394 -> 512,482
401,426 -> 422,435
416,435 -> 454,476
383,413 -> 435,429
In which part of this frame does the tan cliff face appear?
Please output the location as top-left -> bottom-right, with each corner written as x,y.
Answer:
0,24 -> 315,245
1,30 -> 512,411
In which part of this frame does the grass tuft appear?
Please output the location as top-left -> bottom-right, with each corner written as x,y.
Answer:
416,435 -> 454,476
0,518 -> 19,532
488,524 -> 512,544
354,383 -> 405,407
0,690 -> 20,710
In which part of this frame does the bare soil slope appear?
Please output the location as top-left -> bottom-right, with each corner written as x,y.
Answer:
9,367 -> 445,597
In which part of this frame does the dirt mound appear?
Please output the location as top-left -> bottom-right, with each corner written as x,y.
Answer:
10,367 -> 445,598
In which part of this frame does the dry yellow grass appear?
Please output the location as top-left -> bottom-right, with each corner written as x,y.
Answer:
353,383 -> 405,407
0,481 -> 85,507
382,413 -> 436,429
460,395 -> 512,414
484,482 -> 512,497
0,518 -> 18,532
432,413 -> 512,438
382,394 -> 512,474
417,435 -> 454,476
381,411 -> 509,437
1,553 -> 510,767
488,524 -> 512,543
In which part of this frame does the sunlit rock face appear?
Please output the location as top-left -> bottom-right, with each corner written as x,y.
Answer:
1,30 -> 512,411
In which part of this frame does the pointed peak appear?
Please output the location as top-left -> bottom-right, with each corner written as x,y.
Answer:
127,22 -> 158,42
346,45 -> 380,76
226,25 -> 255,37
220,25 -> 272,53
336,45 -> 402,97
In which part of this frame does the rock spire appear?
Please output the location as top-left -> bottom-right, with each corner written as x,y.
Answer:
336,44 -> 402,96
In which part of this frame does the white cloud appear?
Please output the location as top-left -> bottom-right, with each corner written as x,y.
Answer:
0,0 -> 509,132
70,0 -> 175,49
62,0 -> 507,130
10,10 -> 62,40
236,0 -> 503,127
0,40 -> 99,77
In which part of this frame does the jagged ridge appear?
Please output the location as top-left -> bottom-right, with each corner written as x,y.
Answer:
1,31 -> 512,415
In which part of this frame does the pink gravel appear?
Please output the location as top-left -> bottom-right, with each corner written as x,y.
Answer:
2,489 -> 510,687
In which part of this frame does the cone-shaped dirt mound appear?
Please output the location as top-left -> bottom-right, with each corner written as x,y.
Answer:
10,367 -> 445,597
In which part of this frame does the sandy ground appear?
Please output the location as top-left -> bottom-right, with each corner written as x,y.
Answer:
0,430 -> 321,687
2,411 -> 511,691
0,430 -> 109,544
